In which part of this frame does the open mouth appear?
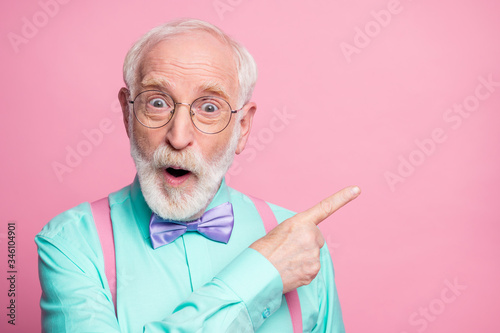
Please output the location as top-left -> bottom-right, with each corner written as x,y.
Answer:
166,167 -> 190,178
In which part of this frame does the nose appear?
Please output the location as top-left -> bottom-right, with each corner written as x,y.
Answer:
164,103 -> 195,150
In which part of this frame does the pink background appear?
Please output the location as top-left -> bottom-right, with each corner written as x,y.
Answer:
1,0 -> 499,332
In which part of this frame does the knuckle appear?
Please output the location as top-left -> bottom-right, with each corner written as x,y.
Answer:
318,236 -> 325,248
301,267 -> 314,281
298,277 -> 309,286
302,260 -> 321,282
288,220 -> 300,232
313,248 -> 321,260
302,231 -> 316,244
319,199 -> 334,217
311,261 -> 321,274
302,272 -> 316,285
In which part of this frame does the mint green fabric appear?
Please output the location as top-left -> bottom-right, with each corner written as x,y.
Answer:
36,177 -> 345,332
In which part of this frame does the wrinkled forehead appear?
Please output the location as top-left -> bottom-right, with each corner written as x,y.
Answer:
137,30 -> 239,100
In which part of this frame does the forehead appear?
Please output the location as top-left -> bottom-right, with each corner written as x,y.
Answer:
138,31 -> 239,99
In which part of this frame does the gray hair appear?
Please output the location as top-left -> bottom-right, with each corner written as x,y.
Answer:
123,18 -> 258,109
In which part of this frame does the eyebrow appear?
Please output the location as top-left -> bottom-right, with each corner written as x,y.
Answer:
200,80 -> 231,101
140,77 -> 231,101
140,77 -> 176,90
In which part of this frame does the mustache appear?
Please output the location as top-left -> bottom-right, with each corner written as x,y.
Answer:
151,145 -> 205,174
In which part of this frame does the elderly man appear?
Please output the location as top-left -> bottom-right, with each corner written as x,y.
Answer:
36,19 -> 360,332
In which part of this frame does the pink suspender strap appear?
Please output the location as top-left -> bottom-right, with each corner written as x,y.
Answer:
248,195 -> 303,333
90,197 -> 117,313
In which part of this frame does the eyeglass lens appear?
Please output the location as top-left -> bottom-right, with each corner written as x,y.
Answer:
133,90 -> 233,134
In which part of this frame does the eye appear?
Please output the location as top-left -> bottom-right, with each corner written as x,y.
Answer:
200,102 -> 219,113
149,98 -> 167,108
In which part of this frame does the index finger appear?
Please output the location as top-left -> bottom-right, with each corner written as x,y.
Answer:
296,186 -> 361,226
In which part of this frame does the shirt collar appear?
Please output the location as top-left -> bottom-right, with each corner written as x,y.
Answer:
129,175 -> 231,240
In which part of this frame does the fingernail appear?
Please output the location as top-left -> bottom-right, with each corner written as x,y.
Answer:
351,186 -> 361,196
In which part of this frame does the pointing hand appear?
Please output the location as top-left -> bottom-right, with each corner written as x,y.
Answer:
250,186 -> 361,293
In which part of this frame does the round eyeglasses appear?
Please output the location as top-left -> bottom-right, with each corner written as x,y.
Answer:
129,90 -> 240,134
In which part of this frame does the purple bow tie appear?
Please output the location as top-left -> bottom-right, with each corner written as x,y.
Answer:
149,202 -> 234,249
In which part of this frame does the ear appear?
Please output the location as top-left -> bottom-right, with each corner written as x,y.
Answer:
235,102 -> 257,154
118,87 -> 131,138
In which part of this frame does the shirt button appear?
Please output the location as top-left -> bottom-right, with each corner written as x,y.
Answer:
262,308 -> 271,319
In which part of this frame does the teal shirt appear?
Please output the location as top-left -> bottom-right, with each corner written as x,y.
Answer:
36,177 -> 345,332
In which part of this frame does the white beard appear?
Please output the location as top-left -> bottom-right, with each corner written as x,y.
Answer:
130,125 -> 240,221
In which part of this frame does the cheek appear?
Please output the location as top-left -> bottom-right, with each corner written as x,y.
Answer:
198,132 -> 233,161
133,126 -> 163,158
